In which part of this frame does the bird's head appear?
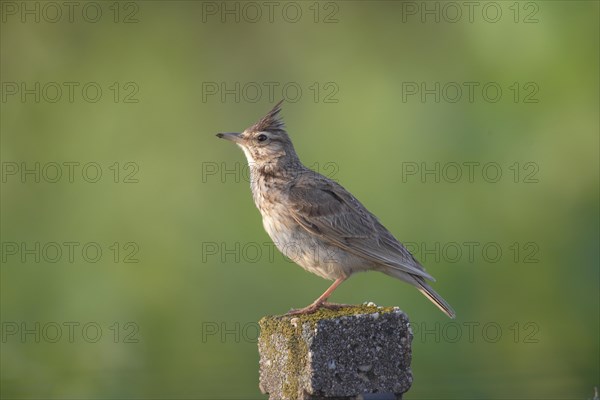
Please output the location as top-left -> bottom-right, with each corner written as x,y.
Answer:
216,100 -> 299,167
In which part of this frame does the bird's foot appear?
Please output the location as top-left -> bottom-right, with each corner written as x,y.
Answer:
286,304 -> 320,315
320,301 -> 352,310
286,301 -> 352,315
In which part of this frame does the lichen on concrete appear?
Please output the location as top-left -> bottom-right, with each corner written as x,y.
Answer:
258,304 -> 413,400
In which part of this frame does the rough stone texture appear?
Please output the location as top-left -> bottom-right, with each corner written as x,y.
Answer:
258,304 -> 412,400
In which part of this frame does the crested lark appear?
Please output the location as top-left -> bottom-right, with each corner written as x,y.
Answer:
216,101 -> 455,318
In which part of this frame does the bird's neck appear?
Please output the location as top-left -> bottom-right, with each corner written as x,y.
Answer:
246,156 -> 306,211
250,157 -> 306,181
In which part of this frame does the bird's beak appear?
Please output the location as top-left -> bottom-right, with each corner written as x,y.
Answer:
216,132 -> 243,144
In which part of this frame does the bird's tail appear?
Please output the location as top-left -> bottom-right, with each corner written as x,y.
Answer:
414,278 -> 456,319
381,267 -> 456,318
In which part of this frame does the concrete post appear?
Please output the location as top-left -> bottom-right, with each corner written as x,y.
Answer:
258,304 -> 413,400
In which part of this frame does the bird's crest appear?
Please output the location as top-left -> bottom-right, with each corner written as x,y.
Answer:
248,100 -> 285,133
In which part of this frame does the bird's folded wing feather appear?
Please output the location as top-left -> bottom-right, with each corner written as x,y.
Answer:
288,176 -> 434,281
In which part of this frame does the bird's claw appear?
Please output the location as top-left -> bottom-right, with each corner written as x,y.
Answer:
286,301 -> 351,315
320,301 -> 352,310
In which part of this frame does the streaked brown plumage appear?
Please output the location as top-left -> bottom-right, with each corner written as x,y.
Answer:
216,101 -> 455,318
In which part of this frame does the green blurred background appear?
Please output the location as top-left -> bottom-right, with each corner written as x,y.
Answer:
1,1 -> 598,399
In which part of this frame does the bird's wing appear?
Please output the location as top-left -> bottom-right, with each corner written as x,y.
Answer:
287,175 -> 434,281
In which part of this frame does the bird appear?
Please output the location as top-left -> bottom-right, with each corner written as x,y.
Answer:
216,101 -> 455,318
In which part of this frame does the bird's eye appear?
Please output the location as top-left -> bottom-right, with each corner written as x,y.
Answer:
257,134 -> 268,142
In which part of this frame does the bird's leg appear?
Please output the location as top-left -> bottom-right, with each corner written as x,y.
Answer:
287,276 -> 348,315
